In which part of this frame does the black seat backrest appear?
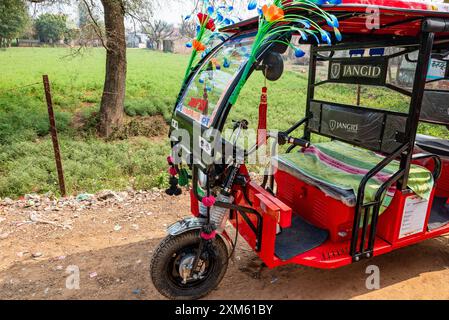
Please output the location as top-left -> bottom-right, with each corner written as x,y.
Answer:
420,90 -> 449,126
308,100 -> 408,154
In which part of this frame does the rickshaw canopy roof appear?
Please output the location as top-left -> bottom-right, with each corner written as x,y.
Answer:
221,0 -> 449,43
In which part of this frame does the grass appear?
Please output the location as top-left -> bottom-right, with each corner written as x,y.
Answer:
0,47 -> 448,198
0,48 -> 185,198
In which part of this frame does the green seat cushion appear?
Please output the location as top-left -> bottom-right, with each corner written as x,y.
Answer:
275,141 -> 434,208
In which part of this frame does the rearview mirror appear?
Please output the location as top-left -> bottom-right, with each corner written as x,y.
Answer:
261,51 -> 284,82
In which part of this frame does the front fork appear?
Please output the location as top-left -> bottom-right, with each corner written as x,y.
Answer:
167,217 -> 233,281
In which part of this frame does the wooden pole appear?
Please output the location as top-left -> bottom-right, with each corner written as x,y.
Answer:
43,75 -> 66,197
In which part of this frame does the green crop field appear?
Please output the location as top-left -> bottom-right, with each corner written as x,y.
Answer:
0,47 -> 447,198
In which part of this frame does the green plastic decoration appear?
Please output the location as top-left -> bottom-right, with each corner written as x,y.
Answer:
228,0 -> 342,105
182,1 -> 237,85
178,168 -> 190,187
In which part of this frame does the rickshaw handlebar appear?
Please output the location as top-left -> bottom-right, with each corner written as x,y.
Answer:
269,131 -> 310,149
286,137 -> 311,149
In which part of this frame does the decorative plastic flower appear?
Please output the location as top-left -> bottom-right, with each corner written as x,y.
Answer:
210,58 -> 221,70
262,4 -> 284,22
294,47 -> 305,58
206,19 -> 216,31
248,0 -> 258,10
192,39 -> 206,52
227,0 -> 343,105
181,1 -> 238,84
197,13 -> 209,25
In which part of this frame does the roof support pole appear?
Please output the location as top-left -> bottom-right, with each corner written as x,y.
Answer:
399,28 -> 435,189
304,44 -> 317,141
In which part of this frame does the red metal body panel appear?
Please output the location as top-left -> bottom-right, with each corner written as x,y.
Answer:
187,159 -> 449,269
223,164 -> 449,269
413,154 -> 449,198
275,169 -> 354,243
187,0 -> 449,270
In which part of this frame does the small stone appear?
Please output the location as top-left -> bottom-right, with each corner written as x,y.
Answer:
3,198 -> 13,205
25,194 -> 40,201
0,232 -> 9,240
76,194 -> 94,202
114,224 -> 122,232
131,224 -> 139,230
97,190 -> 122,202
32,252 -> 43,258
89,272 -> 98,279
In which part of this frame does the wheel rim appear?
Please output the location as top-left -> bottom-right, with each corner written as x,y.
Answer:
166,244 -> 217,289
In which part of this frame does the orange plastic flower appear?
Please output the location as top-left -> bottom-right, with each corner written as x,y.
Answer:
262,4 -> 285,22
192,39 -> 206,52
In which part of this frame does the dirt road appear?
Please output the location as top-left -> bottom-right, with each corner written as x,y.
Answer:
1,191 -> 449,300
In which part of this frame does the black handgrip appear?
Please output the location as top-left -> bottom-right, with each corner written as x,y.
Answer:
288,137 -> 310,148
277,132 -> 310,148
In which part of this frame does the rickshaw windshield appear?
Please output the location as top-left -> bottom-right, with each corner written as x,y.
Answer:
176,34 -> 254,127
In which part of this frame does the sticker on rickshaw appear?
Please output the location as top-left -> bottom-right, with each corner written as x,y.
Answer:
171,119 -> 178,130
179,105 -> 202,122
328,57 -> 388,86
199,136 -> 212,155
399,196 -> 430,239
428,59 -> 448,81
200,115 -> 211,126
188,97 -> 209,113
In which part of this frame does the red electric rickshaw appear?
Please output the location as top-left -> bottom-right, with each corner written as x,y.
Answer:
150,0 -> 449,300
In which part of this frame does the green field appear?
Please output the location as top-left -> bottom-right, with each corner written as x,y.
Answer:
0,48 -> 186,197
0,47 -> 447,198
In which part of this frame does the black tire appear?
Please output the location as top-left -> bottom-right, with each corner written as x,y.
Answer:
150,230 -> 229,300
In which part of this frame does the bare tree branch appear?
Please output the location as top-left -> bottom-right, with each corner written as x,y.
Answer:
81,0 -> 107,49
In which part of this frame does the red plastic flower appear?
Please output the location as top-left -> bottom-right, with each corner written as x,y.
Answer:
197,13 -> 209,25
206,19 -> 216,31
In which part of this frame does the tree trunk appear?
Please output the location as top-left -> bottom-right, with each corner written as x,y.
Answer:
99,0 -> 127,138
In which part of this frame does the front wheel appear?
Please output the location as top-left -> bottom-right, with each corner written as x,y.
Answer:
150,230 -> 229,300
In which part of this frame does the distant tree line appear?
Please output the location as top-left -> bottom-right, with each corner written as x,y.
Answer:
0,0 -> 79,47
0,0 -> 29,47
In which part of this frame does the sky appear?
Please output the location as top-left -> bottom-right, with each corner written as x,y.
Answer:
156,2 -> 195,24
28,0 -> 251,28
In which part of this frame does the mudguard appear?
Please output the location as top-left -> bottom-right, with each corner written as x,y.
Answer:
167,217 -> 233,253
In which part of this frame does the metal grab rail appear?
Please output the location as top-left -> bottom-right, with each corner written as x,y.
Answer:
352,149 -> 442,260
350,143 -> 410,259
412,153 -> 442,182
358,169 -> 406,260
